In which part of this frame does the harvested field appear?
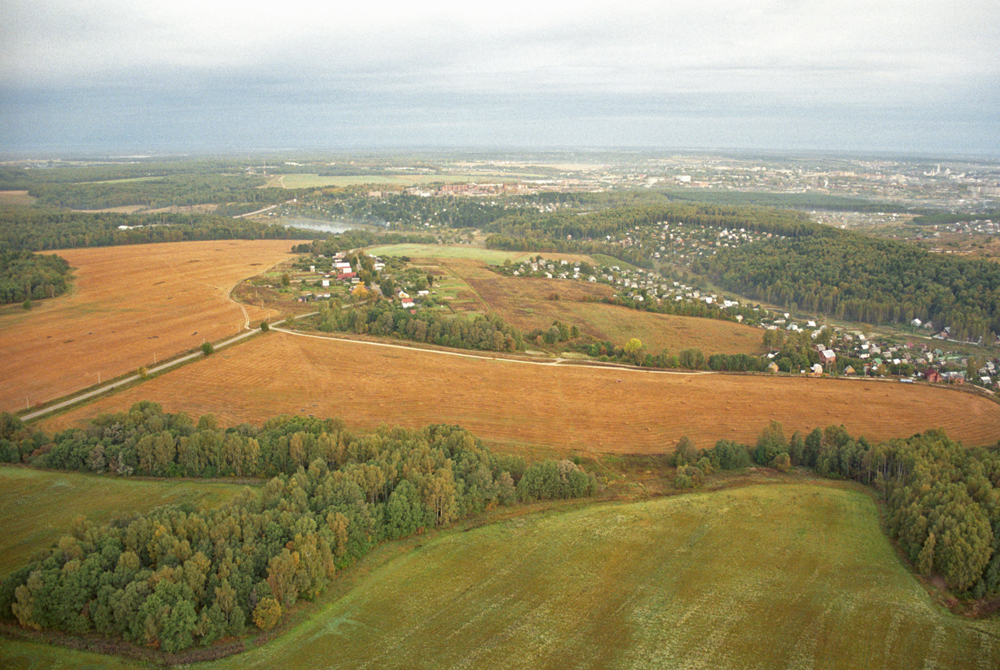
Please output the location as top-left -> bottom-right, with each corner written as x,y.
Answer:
43,332 -> 1000,452
0,240 -> 304,413
435,258 -> 766,355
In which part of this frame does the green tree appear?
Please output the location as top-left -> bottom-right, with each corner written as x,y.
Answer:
624,338 -> 644,365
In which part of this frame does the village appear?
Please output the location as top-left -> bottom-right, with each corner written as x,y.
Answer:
276,242 -> 1000,391
499,253 -> 1000,390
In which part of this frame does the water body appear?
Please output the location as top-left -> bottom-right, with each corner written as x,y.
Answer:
281,218 -> 376,234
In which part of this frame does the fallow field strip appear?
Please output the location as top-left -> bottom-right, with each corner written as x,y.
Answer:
43,332 -> 1000,452
432,257 -> 767,356
0,240 -> 304,413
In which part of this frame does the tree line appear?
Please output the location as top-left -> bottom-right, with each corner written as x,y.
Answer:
0,207 -> 323,252
0,404 -> 595,654
0,250 -> 71,304
310,301 -> 525,353
24,174 -> 284,211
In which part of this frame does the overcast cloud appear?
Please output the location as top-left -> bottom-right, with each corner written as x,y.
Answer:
2,0 -> 998,155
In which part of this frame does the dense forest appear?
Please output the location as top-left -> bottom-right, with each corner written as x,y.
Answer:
484,203 -> 818,243
23,175 -> 283,211
0,207 -> 322,251
0,250 -> 71,304
305,191 -> 516,228
695,231 -> 1000,341
484,203 -> 818,269
0,404 -> 595,653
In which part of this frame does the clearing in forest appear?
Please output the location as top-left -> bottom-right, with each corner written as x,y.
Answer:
0,240 -> 303,413
0,466 -> 248,578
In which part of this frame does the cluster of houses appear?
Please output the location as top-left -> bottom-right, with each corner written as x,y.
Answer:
608,222 -> 774,265
294,252 -> 385,302
758,314 -> 1000,388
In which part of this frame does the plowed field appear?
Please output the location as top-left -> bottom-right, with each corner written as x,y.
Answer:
0,240 -> 303,413
43,332 -> 1000,453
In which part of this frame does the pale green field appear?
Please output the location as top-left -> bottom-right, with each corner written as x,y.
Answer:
180,483 -> 992,670
365,243 -> 530,265
0,466 -> 251,578
0,640 -> 145,670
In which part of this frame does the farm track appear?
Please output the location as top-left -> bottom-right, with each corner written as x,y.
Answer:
43,329 -> 1000,453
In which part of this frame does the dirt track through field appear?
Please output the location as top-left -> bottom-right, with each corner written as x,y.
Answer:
0,240 -> 302,413
44,332 -> 1000,453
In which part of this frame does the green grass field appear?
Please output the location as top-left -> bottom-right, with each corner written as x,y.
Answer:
365,244 -> 530,265
178,483 -> 993,670
0,466 -> 251,578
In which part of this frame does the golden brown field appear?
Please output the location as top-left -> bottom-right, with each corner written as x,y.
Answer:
423,257 -> 766,355
0,240 -> 303,413
44,331 -> 1000,454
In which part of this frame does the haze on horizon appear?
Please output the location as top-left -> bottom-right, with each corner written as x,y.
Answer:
2,0 -> 998,158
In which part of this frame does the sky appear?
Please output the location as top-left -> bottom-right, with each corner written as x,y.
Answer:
1,0 -> 998,156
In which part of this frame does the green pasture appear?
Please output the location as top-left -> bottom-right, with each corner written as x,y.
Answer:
0,640 -> 144,669
365,244 -> 529,265
179,483 -> 994,670
0,466 -> 250,578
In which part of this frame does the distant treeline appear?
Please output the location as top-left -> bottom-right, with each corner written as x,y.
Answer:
0,207 -> 322,251
911,209 -> 1000,226
23,174 -> 285,211
655,188 -> 911,213
0,404 -> 595,653
675,423 -> 1000,597
695,229 -> 1000,340
0,250 -> 71,304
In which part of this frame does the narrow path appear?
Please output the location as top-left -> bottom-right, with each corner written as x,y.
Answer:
21,314 -> 317,421
271,326 -> 713,376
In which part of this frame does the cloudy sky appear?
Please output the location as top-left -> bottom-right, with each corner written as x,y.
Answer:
2,0 -> 998,156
